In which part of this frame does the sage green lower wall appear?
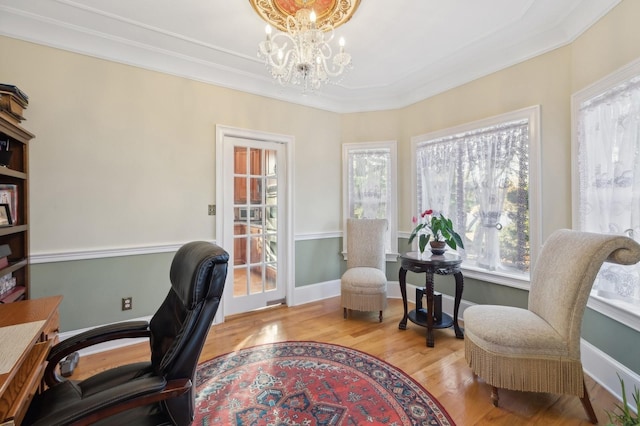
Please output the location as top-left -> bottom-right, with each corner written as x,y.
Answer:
583,309 -> 640,374
30,252 -> 174,332
294,238 -> 344,286
32,237 -> 640,376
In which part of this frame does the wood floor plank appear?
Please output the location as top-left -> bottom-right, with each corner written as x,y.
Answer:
71,297 -> 620,425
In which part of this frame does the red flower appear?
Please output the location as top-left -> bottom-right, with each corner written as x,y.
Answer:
421,209 -> 433,218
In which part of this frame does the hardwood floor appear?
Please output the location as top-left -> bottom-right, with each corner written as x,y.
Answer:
72,297 -> 620,425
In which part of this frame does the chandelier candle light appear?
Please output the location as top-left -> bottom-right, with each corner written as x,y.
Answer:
258,6 -> 352,92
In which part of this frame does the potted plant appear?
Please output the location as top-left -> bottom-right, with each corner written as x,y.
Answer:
409,209 -> 464,254
606,375 -> 640,426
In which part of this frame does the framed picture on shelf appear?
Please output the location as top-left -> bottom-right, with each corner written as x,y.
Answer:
0,184 -> 17,224
0,203 -> 11,226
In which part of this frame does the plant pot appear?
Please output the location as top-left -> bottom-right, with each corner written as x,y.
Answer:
430,241 -> 446,255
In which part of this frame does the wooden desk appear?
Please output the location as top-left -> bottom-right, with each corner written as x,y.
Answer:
0,296 -> 61,425
398,252 -> 464,347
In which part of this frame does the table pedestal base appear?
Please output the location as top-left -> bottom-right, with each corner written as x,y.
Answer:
398,252 -> 465,347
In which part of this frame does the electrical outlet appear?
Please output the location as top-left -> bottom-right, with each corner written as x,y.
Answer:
122,297 -> 132,311
208,204 -> 216,215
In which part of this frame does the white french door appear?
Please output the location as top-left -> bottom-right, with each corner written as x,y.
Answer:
216,127 -> 292,317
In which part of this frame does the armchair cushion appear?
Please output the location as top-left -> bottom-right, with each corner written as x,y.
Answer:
463,306 -> 567,357
341,267 -> 387,293
28,375 -> 169,426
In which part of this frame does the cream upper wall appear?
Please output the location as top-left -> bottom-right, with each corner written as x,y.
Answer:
570,0 -> 640,93
0,36 -> 342,253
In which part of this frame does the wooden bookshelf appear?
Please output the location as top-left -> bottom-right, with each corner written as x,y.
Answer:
0,113 -> 33,304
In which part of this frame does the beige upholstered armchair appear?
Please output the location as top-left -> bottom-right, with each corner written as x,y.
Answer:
341,218 -> 388,322
464,229 -> 640,423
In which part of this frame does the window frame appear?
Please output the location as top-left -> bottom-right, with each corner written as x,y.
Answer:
411,106 -> 541,289
571,57 -> 640,333
342,141 -> 398,261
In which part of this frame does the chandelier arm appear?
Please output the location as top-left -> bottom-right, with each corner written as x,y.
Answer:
317,43 -> 333,60
270,32 -> 294,47
314,43 -> 349,77
322,64 -> 347,78
286,14 -> 302,34
267,47 -> 293,72
261,34 -> 292,67
316,57 -> 346,78
322,27 -> 335,43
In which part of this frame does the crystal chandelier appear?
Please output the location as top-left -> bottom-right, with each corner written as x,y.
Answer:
257,6 -> 352,92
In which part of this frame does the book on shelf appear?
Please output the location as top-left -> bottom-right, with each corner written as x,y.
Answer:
0,272 -> 15,296
0,244 -> 10,269
0,92 -> 25,116
0,185 -> 18,225
0,285 -> 25,303
0,84 -> 29,105
0,109 -> 25,125
0,84 -> 28,123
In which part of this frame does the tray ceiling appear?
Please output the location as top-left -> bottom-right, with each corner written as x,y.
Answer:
0,0 -> 621,112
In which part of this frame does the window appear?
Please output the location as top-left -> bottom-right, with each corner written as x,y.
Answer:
342,141 -> 398,259
412,107 -> 541,287
573,59 -> 640,332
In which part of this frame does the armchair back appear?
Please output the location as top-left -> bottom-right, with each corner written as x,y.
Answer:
346,218 -> 388,271
528,229 -> 640,356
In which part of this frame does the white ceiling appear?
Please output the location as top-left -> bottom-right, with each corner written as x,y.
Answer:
0,0 -> 621,113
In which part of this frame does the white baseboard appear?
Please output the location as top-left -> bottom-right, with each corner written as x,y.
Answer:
582,339 -> 640,412
60,279 -> 639,411
292,279 -> 342,305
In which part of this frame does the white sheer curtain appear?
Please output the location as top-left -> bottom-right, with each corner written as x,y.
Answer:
465,123 -> 527,271
577,76 -> 640,311
415,119 -> 530,273
416,141 -> 456,217
348,149 -> 390,220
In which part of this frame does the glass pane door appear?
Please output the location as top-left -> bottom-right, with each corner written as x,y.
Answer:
230,145 -> 281,311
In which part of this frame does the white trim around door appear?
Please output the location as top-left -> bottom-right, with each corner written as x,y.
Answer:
215,125 -> 295,320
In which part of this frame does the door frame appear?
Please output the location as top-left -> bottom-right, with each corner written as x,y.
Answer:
215,124 -> 295,321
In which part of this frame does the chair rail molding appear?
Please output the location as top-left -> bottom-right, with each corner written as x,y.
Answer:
30,242 -> 205,263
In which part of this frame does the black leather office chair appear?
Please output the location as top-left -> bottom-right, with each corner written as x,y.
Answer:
24,241 -> 229,426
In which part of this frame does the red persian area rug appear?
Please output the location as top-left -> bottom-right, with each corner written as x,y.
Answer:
195,341 -> 455,425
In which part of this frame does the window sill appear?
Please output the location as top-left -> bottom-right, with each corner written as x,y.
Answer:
461,264 -> 530,290
587,295 -> 640,333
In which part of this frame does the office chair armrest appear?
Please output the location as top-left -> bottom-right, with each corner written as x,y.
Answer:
44,320 -> 151,386
30,377 -> 192,426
